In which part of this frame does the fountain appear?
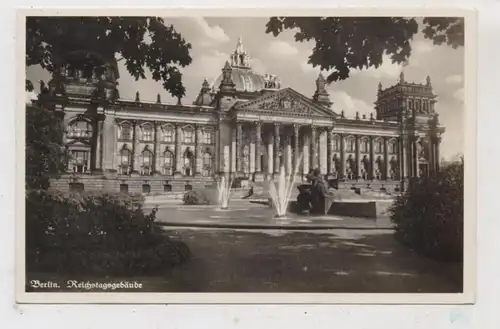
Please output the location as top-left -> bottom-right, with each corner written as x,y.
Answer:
216,175 -> 233,210
268,152 -> 304,219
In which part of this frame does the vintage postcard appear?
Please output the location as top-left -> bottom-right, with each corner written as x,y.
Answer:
17,7 -> 476,304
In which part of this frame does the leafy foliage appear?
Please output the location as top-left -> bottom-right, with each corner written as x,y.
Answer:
25,105 -> 66,189
389,159 -> 464,262
26,190 -> 191,275
265,17 -> 464,82
26,17 -> 192,98
422,17 -> 464,49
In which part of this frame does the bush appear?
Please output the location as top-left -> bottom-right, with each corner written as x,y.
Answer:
389,160 -> 464,262
183,188 -> 218,205
26,190 -> 191,275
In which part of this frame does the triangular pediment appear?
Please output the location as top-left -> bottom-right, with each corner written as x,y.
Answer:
234,87 -> 337,118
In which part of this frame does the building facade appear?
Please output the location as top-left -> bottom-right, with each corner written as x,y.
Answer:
39,39 -> 445,194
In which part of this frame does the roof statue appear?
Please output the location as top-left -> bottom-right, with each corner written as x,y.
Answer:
312,72 -> 331,106
264,73 -> 281,89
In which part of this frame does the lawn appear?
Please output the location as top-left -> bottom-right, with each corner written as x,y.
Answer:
26,228 -> 463,293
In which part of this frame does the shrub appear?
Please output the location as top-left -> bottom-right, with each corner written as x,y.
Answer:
26,190 -> 191,275
389,160 -> 464,262
182,188 -> 218,205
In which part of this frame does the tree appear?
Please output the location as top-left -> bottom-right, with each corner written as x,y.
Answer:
389,159 -> 464,262
26,104 -> 66,189
265,17 -> 464,83
26,17 -> 192,99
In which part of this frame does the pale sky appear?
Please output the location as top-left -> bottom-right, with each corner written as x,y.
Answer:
26,17 -> 465,160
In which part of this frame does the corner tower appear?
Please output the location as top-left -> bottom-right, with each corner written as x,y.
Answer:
374,73 -> 437,123
47,50 -> 120,102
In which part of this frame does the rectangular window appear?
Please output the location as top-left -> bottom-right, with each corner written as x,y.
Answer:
346,139 -> 355,152
121,126 -> 131,140
142,184 -> 151,193
164,129 -> 174,143
70,150 -> 89,173
333,138 -> 340,151
203,131 -> 212,144
143,128 -> 153,141
119,184 -> 129,193
184,130 -> 194,143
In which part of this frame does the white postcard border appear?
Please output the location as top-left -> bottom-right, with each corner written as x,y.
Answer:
15,7 -> 477,304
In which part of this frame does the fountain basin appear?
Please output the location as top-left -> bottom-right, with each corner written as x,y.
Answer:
269,198 -> 393,219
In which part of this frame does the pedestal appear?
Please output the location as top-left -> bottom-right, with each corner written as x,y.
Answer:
253,172 -> 264,182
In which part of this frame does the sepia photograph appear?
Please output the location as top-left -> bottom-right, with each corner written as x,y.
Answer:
18,9 -> 475,303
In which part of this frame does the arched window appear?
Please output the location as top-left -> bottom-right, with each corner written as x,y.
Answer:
141,149 -> 153,175
163,126 -> 174,143
388,140 -> 397,154
345,137 -> 355,153
69,150 -> 90,173
162,150 -> 174,175
183,127 -> 194,144
333,135 -> 340,151
374,139 -> 383,153
68,120 -> 92,138
202,152 -> 212,177
142,123 -> 153,142
360,138 -> 369,153
120,122 -> 132,140
202,129 -> 213,144
119,148 -> 132,175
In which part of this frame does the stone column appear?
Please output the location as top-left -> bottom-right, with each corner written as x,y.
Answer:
355,135 -> 361,179
285,132 -> 292,175
231,126 -> 236,174
327,127 -> 333,175
293,124 -> 301,174
302,130 -> 310,176
400,137 -> 407,180
267,128 -> 274,176
174,124 -> 182,176
428,137 -> 435,175
131,120 -> 138,173
215,124 -> 220,174
153,121 -> 159,174
195,125 -> 202,176
96,120 -> 103,171
435,137 -> 441,172
412,136 -> 418,178
383,137 -> 389,180
369,136 -> 374,180
274,123 -> 280,173
236,121 -> 243,174
340,134 -> 345,178
254,121 -> 262,178
319,129 -> 327,174
102,113 -> 116,172
311,126 -> 318,170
